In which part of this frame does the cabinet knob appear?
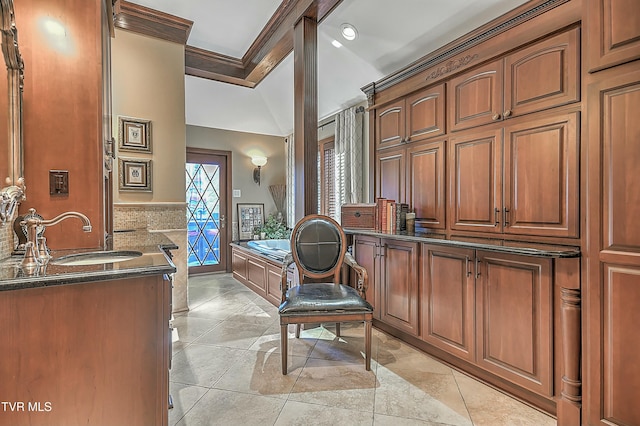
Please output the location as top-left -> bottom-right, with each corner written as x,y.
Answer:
492,113 -> 501,121
503,109 -> 512,118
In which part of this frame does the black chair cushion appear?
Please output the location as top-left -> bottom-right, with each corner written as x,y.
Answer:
279,283 -> 373,316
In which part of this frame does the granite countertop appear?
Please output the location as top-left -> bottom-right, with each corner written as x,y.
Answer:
0,232 -> 177,291
343,228 -> 581,258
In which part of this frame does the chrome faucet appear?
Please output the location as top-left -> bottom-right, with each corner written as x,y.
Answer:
21,208 -> 92,268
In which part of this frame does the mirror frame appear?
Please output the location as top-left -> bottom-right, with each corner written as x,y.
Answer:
0,0 -> 25,223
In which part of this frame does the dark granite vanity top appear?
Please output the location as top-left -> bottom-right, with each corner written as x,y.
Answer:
343,228 -> 581,258
0,233 -> 177,291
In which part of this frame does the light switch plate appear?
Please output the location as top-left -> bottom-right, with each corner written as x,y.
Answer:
49,170 -> 69,195
233,189 -> 241,198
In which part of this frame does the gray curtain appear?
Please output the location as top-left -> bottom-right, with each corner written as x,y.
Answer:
285,134 -> 295,229
333,106 -> 364,222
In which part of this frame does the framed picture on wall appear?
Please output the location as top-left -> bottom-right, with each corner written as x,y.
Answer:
119,158 -> 152,192
118,116 -> 152,153
237,203 -> 264,240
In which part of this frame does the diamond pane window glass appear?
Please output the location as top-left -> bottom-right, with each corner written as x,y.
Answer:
186,163 -> 221,267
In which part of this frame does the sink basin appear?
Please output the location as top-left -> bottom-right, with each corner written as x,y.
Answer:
51,250 -> 143,266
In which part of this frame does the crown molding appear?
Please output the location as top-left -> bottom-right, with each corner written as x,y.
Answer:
114,0 -> 342,88
113,0 -> 193,45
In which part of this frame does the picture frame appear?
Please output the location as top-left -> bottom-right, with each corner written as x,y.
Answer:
118,116 -> 152,153
237,203 -> 265,240
119,158 -> 152,192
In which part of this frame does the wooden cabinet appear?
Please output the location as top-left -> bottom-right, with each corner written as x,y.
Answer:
353,235 -> 419,334
379,238 -> 420,335
585,65 -> 640,426
449,111 -> 579,238
232,245 -> 283,306
448,29 -> 579,132
0,275 -> 172,426
587,0 -> 640,72
266,263 -> 283,306
377,139 -> 446,228
421,244 -> 475,361
475,251 -> 553,398
376,83 -> 445,150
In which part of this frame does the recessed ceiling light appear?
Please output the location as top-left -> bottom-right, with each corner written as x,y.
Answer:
341,23 -> 358,41
331,39 -> 343,48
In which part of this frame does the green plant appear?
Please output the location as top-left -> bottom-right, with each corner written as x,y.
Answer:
257,214 -> 289,239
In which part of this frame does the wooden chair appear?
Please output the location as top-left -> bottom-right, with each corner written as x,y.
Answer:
279,214 -> 373,374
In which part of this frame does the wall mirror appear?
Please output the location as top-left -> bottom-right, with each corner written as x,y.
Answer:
0,0 -> 25,223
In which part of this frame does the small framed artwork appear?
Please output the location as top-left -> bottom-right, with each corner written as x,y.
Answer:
119,158 -> 152,192
118,116 -> 152,153
237,203 -> 264,240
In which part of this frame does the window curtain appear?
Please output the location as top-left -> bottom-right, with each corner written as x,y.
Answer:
285,134 -> 295,229
333,106 -> 364,223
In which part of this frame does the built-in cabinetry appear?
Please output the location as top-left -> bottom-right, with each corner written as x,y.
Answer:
584,0 -> 640,422
0,274 -> 172,426
231,243 -> 290,306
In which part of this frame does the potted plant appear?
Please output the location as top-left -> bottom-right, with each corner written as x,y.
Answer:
257,214 -> 289,239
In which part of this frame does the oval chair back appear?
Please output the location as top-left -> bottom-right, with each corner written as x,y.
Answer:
290,214 -> 346,284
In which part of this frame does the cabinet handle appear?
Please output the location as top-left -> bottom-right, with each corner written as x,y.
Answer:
503,109 -> 512,118
475,257 -> 480,279
466,256 -> 471,277
492,113 -> 501,121
494,207 -> 500,226
405,136 -> 411,143
504,208 -> 510,226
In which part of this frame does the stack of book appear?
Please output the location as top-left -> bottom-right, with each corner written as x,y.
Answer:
375,198 -> 410,233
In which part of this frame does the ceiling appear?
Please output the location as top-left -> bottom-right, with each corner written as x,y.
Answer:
128,0 -> 529,137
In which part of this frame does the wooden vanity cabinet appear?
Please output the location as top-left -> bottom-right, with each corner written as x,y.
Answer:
448,28 -> 579,132
449,111 -> 579,238
0,275 -> 172,426
352,234 -> 380,319
376,83 -> 445,150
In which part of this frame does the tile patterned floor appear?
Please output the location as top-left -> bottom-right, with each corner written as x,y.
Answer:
170,273 -> 556,426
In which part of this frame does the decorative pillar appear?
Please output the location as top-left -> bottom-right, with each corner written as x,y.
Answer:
558,286 -> 581,425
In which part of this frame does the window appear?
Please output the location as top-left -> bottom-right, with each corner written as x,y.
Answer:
319,136 -> 336,218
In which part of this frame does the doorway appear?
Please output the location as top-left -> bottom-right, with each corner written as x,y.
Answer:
186,148 -> 232,274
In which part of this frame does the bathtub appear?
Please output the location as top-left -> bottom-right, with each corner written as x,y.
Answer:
246,239 -> 290,260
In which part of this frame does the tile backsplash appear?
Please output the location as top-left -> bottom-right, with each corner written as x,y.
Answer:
113,202 -> 186,248
0,221 -> 15,259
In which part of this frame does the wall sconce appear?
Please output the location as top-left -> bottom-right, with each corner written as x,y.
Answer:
251,156 -> 267,186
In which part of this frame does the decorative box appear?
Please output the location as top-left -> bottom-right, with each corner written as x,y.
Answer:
341,203 -> 376,229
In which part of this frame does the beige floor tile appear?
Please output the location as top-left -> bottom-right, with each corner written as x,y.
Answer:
168,382 -> 208,426
249,322 -> 319,358
171,315 -> 222,343
453,370 -> 556,426
214,349 -> 306,398
309,325 -> 378,368
176,389 -> 285,426
374,366 -> 472,425
194,320 -> 272,349
275,400 -> 374,425
187,299 -> 253,321
374,413 -> 451,425
172,340 -> 190,356
225,301 -> 279,326
170,343 -> 246,387
376,337 -> 452,376
288,358 -> 376,412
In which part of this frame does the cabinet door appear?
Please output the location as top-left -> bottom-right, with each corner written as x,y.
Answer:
587,0 -> 640,72
376,99 -> 405,149
448,60 -> 503,132
232,248 -> 248,280
503,111 -> 579,238
246,255 -> 267,295
405,83 -> 446,142
504,28 -> 579,118
475,251 -> 552,398
380,239 -> 419,335
449,129 -> 502,233
407,139 -> 446,229
353,235 -> 380,319
266,263 -> 283,306
421,244 -> 475,362
376,146 -> 405,203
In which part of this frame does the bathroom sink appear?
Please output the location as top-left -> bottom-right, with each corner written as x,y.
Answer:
51,250 -> 143,266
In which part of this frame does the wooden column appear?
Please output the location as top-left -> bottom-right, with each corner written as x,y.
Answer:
293,16 -> 318,221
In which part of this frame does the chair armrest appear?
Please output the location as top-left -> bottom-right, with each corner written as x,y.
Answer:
343,252 -> 369,299
280,252 -> 295,302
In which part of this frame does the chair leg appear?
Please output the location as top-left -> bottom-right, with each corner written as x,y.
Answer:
335,323 -> 341,337
295,324 -> 301,338
364,320 -> 372,371
281,324 -> 288,375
